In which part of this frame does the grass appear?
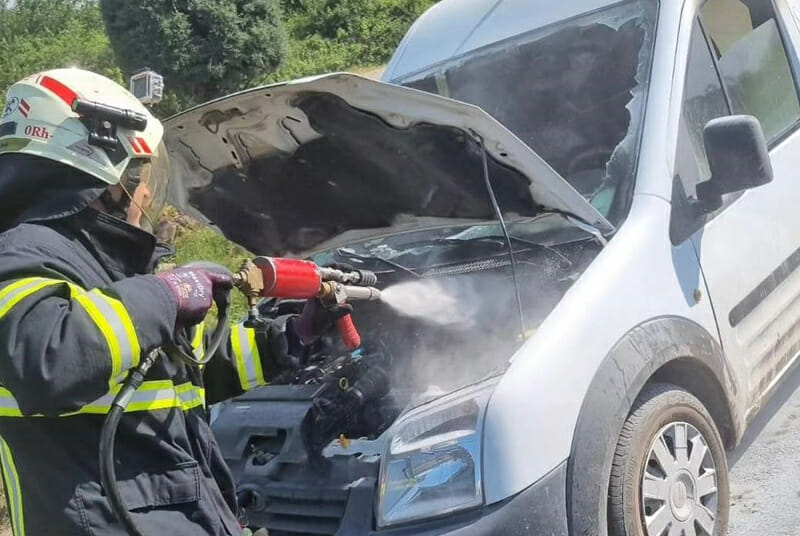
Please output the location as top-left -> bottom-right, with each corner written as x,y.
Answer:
159,207 -> 252,325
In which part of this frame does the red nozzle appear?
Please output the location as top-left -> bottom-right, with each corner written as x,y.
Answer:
250,257 -> 363,349
337,314 -> 361,349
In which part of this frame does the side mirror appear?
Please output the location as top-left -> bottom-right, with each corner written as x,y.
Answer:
696,115 -> 773,211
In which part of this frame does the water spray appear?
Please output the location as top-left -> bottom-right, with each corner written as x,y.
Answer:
381,279 -> 477,327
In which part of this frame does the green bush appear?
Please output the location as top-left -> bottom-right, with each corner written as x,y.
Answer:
101,0 -> 288,102
267,0 -> 436,82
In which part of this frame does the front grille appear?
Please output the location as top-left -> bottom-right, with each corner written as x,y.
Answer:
261,486 -> 348,536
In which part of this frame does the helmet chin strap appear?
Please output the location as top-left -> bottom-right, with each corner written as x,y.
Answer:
99,182 -> 155,231
118,179 -> 156,230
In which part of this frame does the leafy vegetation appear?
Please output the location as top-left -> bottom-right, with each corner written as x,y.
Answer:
268,0 -> 434,82
0,0 -> 436,112
159,207 -> 252,323
100,0 -> 287,106
0,0 -> 122,102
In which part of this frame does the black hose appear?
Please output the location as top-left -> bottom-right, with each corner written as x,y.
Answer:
100,333 -> 226,535
100,405 -> 142,536
100,351 -> 159,536
100,278 -> 233,536
478,139 -> 527,337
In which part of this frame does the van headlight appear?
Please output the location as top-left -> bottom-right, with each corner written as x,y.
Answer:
377,380 -> 497,528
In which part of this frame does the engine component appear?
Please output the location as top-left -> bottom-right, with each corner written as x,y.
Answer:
299,356 -> 393,471
233,257 -> 381,349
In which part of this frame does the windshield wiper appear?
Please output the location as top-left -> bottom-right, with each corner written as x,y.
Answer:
427,235 -> 573,267
335,248 -> 421,278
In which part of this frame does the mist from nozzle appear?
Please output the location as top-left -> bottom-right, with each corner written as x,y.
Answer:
380,279 -> 479,328
378,274 -> 522,394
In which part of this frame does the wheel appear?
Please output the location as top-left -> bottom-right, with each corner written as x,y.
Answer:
609,384 -> 729,536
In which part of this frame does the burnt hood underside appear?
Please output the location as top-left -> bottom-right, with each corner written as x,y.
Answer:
164,74 -> 612,256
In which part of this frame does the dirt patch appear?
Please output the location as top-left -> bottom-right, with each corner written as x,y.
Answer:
0,487 -> 8,535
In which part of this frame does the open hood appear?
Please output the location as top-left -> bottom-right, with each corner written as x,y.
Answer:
164,73 -> 613,255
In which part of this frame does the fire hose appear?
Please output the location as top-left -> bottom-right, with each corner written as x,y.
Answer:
99,258 -> 381,536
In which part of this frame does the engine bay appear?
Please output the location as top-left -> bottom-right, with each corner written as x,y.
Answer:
212,217 -> 600,534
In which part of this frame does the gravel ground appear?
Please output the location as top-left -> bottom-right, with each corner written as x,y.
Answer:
728,361 -> 800,536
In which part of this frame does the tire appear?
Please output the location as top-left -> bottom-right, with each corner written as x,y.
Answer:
608,383 -> 729,536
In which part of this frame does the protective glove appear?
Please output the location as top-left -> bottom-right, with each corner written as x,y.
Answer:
264,316 -> 303,374
156,266 -> 233,326
292,299 -> 354,346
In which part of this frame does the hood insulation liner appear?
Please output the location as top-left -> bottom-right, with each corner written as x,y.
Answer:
188,94 -> 538,256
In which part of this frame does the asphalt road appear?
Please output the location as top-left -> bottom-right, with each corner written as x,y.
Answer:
728,361 -> 800,535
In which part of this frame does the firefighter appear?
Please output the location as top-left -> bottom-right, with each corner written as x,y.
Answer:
0,69 -> 335,535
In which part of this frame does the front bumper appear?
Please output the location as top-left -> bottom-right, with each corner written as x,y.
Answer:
362,461 -> 569,536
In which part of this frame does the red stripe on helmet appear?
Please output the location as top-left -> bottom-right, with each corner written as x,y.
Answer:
39,76 -> 78,107
136,137 -> 152,155
128,137 -> 142,154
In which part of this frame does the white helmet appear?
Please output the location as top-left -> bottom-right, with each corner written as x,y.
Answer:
0,68 -> 169,230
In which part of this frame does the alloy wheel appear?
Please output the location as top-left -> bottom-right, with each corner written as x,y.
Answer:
641,422 -> 719,536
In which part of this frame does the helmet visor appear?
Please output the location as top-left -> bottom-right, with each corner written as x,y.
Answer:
120,141 -> 170,232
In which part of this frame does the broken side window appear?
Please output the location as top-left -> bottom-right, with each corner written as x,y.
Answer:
398,0 -> 657,224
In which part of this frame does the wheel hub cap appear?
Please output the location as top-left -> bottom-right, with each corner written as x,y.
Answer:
670,472 -> 695,521
641,422 -> 719,536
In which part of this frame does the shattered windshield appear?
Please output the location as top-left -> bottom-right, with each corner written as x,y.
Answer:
395,0 -> 657,223
308,213 -> 588,272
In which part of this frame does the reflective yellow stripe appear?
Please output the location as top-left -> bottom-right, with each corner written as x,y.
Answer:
0,279 -> 64,319
231,324 -> 265,391
0,279 -> 32,300
0,436 -> 24,536
191,323 -> 205,361
0,381 -> 204,417
176,382 -> 206,409
98,290 -> 141,372
247,327 -> 265,387
72,292 -> 126,390
0,278 -> 141,390
0,389 -> 22,417
77,289 -> 141,386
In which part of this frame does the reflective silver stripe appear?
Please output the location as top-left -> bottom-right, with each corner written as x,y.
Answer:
0,392 -> 22,417
0,278 -> 140,390
231,324 -> 264,391
81,381 -> 177,414
78,290 -> 140,386
0,278 -> 64,319
0,382 -> 201,416
0,436 -> 24,535
176,384 -> 205,410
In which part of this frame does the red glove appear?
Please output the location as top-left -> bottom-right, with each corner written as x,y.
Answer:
156,267 -> 233,325
292,299 -> 354,346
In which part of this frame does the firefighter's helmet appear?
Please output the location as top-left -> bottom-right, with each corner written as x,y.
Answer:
0,68 -> 169,230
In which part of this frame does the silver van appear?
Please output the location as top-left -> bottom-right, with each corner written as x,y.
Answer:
165,0 -> 800,534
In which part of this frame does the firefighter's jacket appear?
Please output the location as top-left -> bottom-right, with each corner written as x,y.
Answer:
0,209 -> 283,536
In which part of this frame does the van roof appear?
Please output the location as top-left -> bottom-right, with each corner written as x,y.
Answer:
383,0 -> 635,82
